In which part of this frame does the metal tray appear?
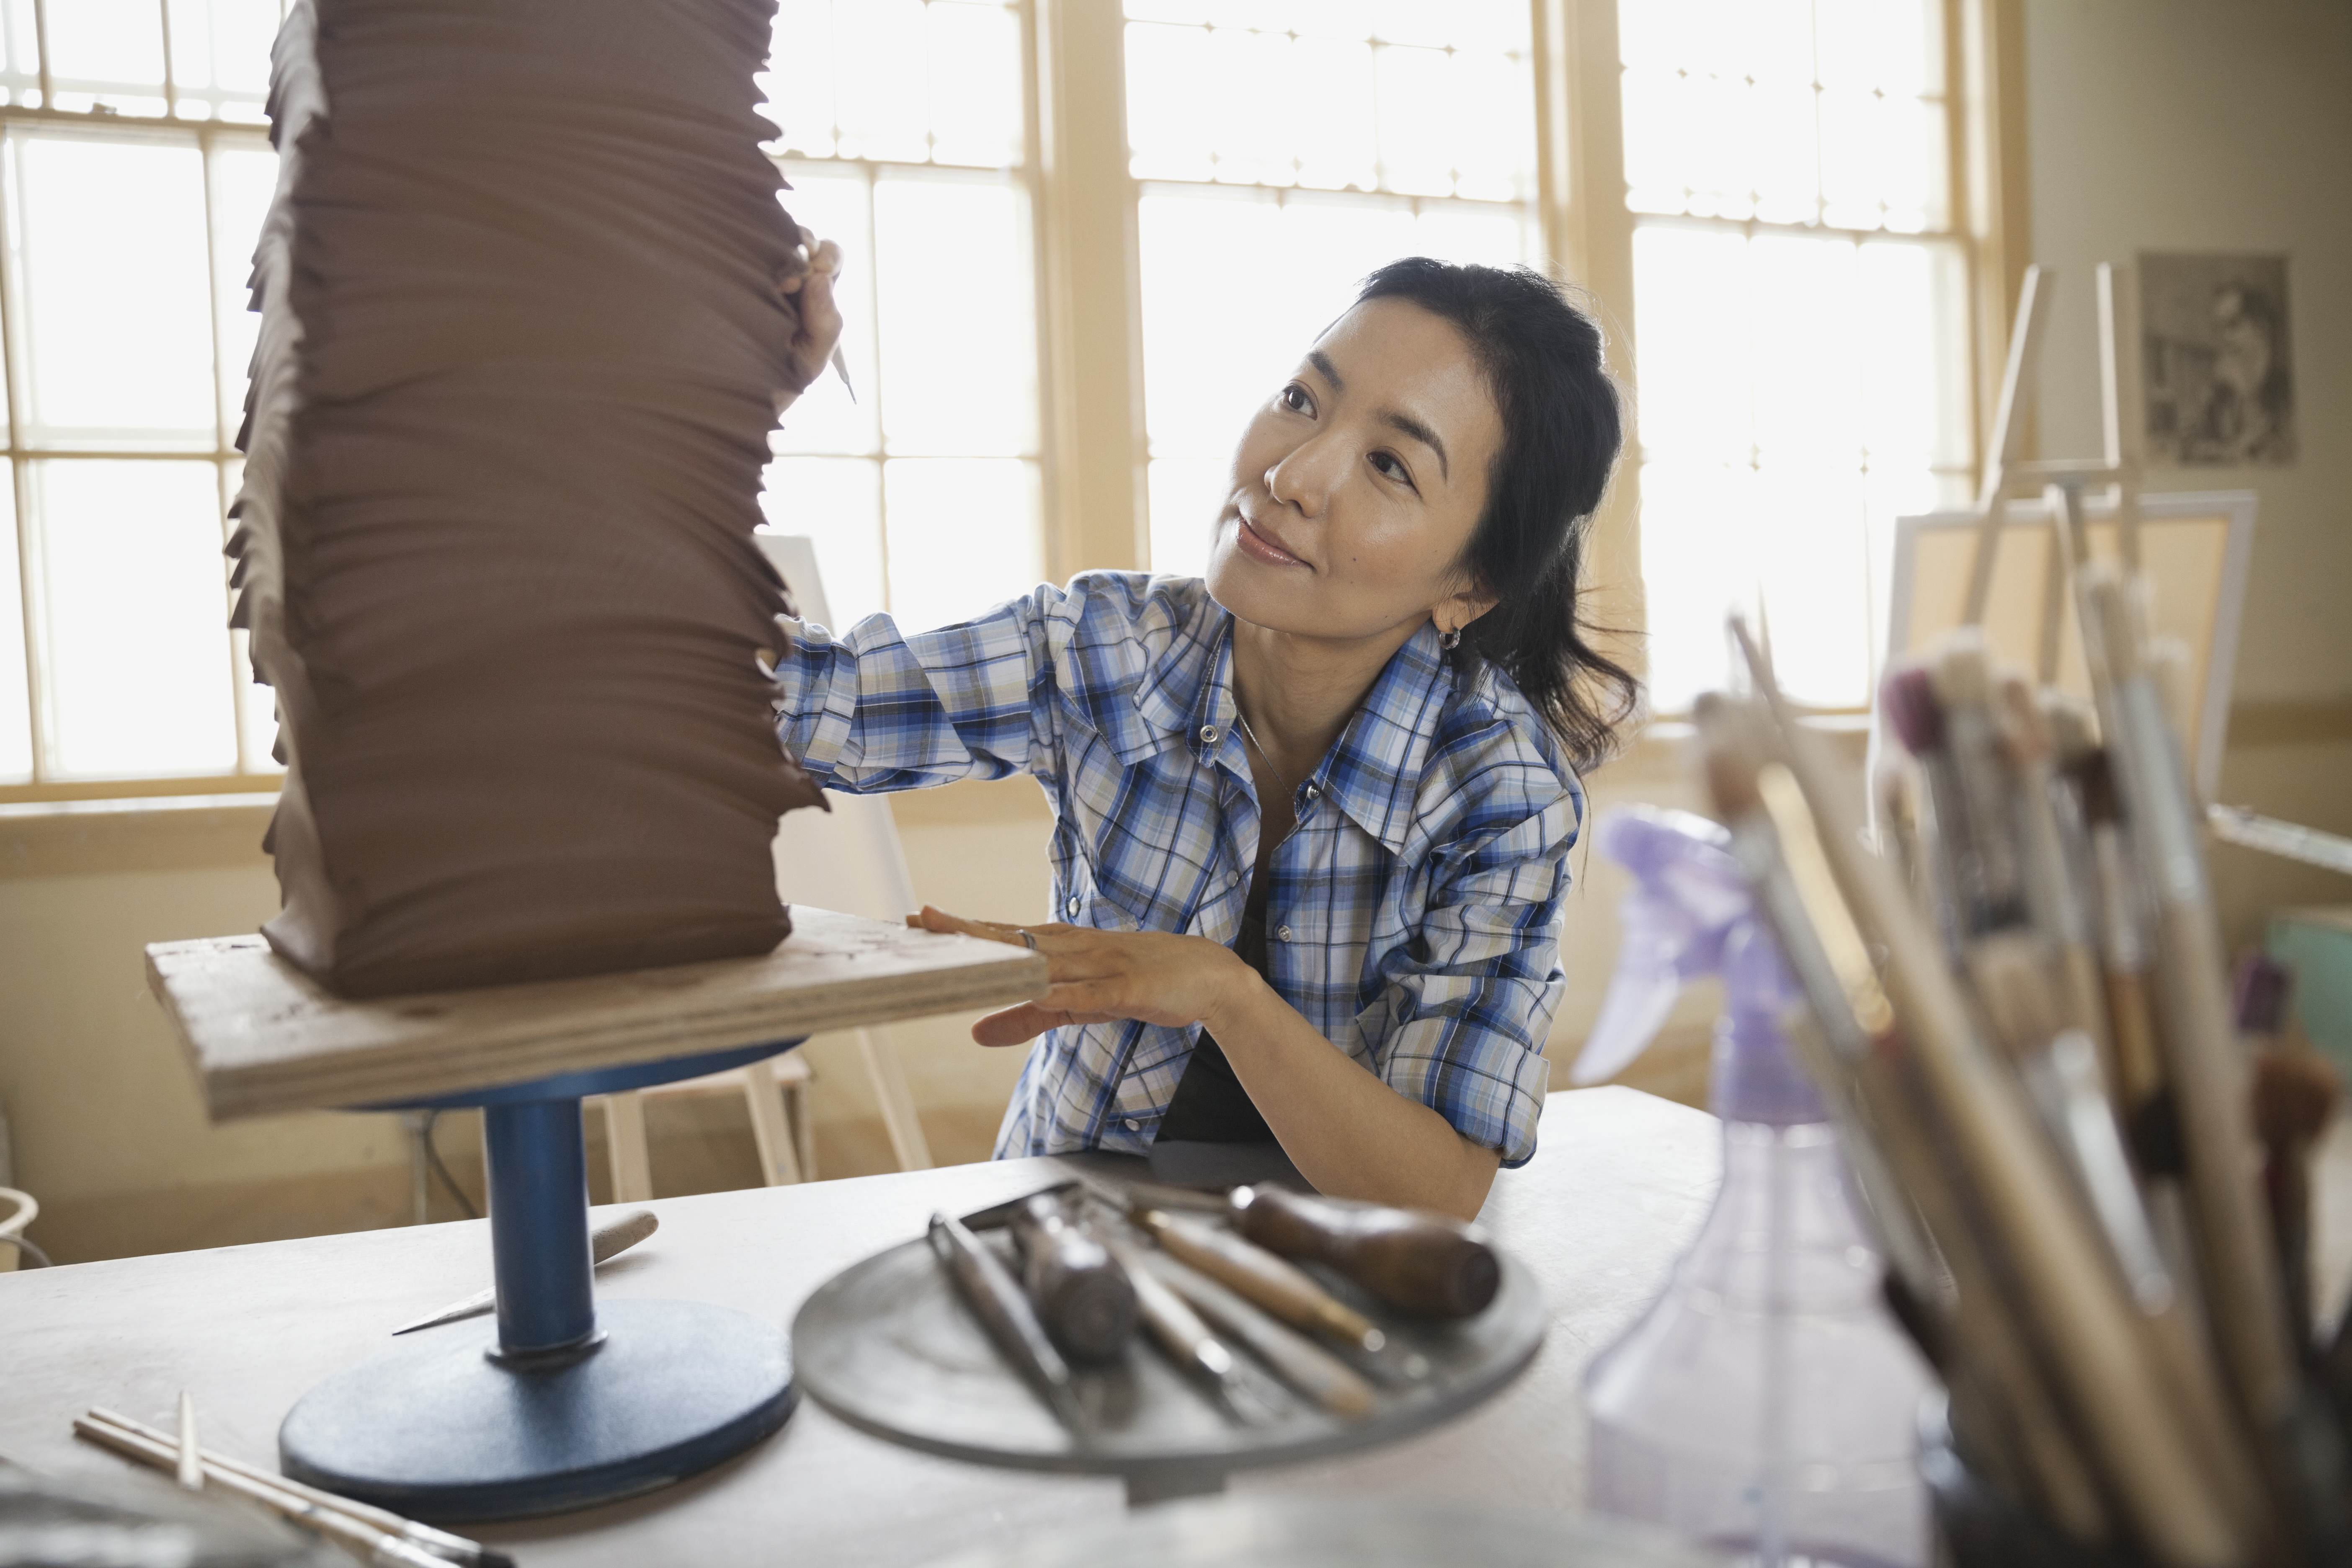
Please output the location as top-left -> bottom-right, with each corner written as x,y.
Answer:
792,1224 -> 1545,1503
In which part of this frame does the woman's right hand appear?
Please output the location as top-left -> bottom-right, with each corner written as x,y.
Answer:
776,226 -> 845,411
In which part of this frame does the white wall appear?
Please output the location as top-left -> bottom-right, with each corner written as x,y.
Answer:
2024,0 -> 2352,707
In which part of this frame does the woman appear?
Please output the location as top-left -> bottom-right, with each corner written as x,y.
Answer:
772,258 -> 1635,1220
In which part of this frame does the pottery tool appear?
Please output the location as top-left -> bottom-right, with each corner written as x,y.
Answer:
1228,1186 -> 1499,1320
1132,1207 -> 1385,1356
929,1211 -> 1087,1434
963,1185 -> 1138,1362
82,1407 -> 513,1568
75,1414 -> 469,1568
390,1208 -> 658,1335
1138,1246 -> 1378,1421
175,1390 -> 202,1492
1734,619 -> 2252,1568
1091,1225 -> 1282,1425
2078,566 -> 2297,1433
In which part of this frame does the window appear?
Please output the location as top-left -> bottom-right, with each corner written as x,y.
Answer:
5,0 -> 2009,802
1124,1 -> 1541,580
759,0 -> 1045,635
0,0 -> 284,792
1617,0 -> 1975,712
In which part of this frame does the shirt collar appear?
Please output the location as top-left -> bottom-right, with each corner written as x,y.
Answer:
1129,597 -> 1455,856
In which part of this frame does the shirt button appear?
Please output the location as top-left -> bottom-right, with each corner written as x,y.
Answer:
1228,871 -> 1242,887
1123,1118 -> 1142,1131
1065,895 -> 1081,917
1303,782 -> 1320,799
1277,924 -> 1293,941
1199,724 -> 1220,744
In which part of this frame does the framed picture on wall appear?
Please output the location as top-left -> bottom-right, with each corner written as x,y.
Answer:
2141,252 -> 2296,467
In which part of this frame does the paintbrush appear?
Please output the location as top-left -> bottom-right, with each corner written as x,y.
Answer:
2240,955 -> 2341,1351
930,1211 -> 1089,1435
83,1407 -> 513,1568
1995,676 -> 2115,1067
391,1209 -> 657,1335
1698,696 -> 2112,1541
76,1414 -> 469,1568
2077,565 -> 2298,1434
1733,619 -> 2253,1567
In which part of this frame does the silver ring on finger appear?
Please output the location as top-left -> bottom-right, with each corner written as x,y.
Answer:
1016,928 -> 1039,950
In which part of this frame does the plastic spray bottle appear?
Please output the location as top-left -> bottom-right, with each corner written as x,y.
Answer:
1576,806 -> 1933,1568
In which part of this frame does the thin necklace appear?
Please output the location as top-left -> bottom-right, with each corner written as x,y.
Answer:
1233,708 -> 1292,797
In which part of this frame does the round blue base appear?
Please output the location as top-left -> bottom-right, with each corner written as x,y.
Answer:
279,1298 -> 795,1521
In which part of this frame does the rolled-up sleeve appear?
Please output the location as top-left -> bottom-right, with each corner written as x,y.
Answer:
773,589 -> 1063,794
1362,786 -> 1578,1169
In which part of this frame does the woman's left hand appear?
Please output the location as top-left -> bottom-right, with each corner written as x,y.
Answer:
909,905 -> 1258,1047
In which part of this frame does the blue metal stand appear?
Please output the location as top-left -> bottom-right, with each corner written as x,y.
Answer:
279,1042 -> 805,1521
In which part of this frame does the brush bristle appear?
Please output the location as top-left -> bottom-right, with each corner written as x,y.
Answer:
2252,1049 -> 2342,1146
2233,953 -> 2293,1035
2043,692 -> 2098,766
1930,630 -> 1994,709
1694,691 -> 1767,820
1966,931 -> 2063,1058
1994,672 -> 2052,768
1880,664 -> 1944,756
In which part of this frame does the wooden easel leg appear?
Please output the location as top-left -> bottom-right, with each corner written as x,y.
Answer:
859,1027 -> 933,1172
601,1092 -> 654,1203
740,1057 -> 803,1186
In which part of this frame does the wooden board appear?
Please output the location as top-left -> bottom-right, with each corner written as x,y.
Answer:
146,907 -> 1048,1121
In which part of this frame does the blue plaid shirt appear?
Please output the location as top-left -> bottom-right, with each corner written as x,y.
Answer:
773,572 -> 1582,1168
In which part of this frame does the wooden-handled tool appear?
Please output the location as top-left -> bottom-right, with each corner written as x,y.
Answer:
1139,1247 -> 1376,1420
963,1185 -> 1137,1363
1093,1225 -> 1281,1425
390,1208 -> 658,1335
1228,1185 -> 1499,1320
929,1212 -> 1088,1434
76,1411 -> 487,1568
1136,1208 -> 1385,1354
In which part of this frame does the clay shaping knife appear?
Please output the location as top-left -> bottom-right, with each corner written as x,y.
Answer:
930,1211 -> 1088,1435
391,1209 -> 658,1335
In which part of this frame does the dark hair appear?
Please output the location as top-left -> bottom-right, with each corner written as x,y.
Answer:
1354,258 -> 1640,772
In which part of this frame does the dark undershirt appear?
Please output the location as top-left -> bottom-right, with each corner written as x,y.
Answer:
1154,866 -> 1277,1145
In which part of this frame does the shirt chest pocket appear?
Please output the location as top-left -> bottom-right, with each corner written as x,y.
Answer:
1049,819 -> 1145,933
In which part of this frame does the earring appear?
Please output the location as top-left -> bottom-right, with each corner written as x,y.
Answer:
1439,625 -> 1462,651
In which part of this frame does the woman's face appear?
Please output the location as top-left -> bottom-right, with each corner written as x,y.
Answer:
1205,297 -> 1504,649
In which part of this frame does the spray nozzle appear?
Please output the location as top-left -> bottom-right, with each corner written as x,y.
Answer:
1572,806 -> 1823,1124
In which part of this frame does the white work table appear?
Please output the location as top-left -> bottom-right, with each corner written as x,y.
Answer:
0,1086 -> 1721,1568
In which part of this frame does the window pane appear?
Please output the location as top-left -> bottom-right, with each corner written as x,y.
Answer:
211,142 -> 278,449
771,165 -> 880,458
833,0 -> 931,164
763,0 -> 838,157
34,460 -> 237,778
926,2 -> 1021,169
882,458 -> 1042,633
873,175 -> 1034,456
762,456 -> 885,630
1633,220 -> 1970,710
45,0 -> 167,116
0,468 -> 28,782
1147,456 -> 1226,582
170,0 -> 281,120
0,0 -> 39,107
14,134 -> 217,447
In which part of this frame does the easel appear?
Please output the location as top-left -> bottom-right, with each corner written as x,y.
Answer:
1959,261 -> 2146,674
